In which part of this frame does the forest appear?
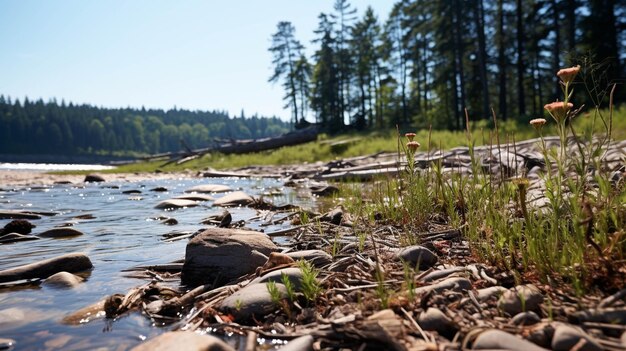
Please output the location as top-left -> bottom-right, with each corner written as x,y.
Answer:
0,96 -> 290,156
270,0 -> 626,133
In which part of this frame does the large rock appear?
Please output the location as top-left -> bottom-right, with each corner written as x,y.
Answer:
0,253 -> 92,283
185,184 -> 232,193
395,245 -> 438,269
472,329 -> 549,350
181,228 -> 277,286
155,199 -> 198,209
213,191 -> 255,207
3,219 -> 36,234
220,283 -> 286,322
418,308 -> 456,336
130,331 -> 235,351
37,227 -> 84,238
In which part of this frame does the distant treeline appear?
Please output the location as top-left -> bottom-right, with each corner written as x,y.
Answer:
0,96 -> 291,156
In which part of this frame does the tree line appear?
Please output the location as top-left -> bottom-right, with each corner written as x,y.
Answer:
270,0 -> 626,133
0,96 -> 290,156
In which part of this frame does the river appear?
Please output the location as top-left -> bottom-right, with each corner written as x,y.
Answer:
0,176 -> 310,350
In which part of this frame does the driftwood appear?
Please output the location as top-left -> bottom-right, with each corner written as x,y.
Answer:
131,128 -> 319,167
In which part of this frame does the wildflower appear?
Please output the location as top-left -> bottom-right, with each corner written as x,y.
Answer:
405,132 -> 416,142
407,141 -> 420,152
511,177 -> 530,190
529,118 -> 547,130
544,101 -> 573,122
556,65 -> 580,84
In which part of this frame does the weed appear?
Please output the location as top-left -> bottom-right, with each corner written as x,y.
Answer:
298,260 -> 322,303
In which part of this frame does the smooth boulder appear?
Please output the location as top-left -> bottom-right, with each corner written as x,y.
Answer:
155,199 -> 198,209
181,228 -> 277,286
185,184 -> 232,194
413,277 -> 471,295
251,267 -> 304,289
130,331 -> 235,351
0,253 -> 92,283
213,191 -> 255,207
552,324 -> 603,351
287,250 -> 333,267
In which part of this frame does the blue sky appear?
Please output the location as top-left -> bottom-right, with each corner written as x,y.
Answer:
0,1 -> 393,120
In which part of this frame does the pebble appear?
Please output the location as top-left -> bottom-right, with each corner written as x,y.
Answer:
84,174 -> 105,182
37,227 -> 84,238
130,331 -> 235,351
510,311 -> 541,326
571,308 -> 626,325
395,245 -> 438,270
154,199 -> 198,209
498,284 -> 544,315
418,308 -> 456,336
42,271 -> 83,288
472,329 -> 549,350
0,210 -> 41,220
122,189 -> 142,194
476,286 -> 508,302
0,253 -> 93,283
185,184 -> 232,193
220,283 -> 287,322
174,194 -> 215,201
552,324 -> 603,351
161,218 -> 178,225
212,191 -> 255,207
413,277 -> 472,295
150,186 -> 168,192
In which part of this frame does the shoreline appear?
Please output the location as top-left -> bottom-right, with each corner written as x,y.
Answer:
0,170 -> 198,188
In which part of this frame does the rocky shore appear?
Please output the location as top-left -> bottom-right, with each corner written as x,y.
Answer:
1,136 -> 625,350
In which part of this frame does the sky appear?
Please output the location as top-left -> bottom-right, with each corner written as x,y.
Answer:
0,1 -> 394,120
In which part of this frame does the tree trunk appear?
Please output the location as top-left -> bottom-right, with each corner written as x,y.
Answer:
516,0 -> 526,117
498,0 -> 507,120
474,0 -> 490,119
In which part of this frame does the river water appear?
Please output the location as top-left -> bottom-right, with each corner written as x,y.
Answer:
0,176 -> 311,350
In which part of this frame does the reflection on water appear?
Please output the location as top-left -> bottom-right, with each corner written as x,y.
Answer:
0,177 -> 311,350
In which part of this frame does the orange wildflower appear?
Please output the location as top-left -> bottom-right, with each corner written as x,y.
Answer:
557,65 -> 580,84
544,102 -> 573,122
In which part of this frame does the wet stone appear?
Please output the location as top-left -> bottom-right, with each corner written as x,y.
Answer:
185,184 -> 232,194
0,253 -> 92,283
154,199 -> 198,209
161,218 -> 178,225
395,245 -> 438,270
0,210 -> 41,220
498,284 -> 544,316
130,331 -> 235,351
213,191 -> 255,207
472,329 -> 549,351
552,324 -> 603,351
42,271 -> 83,288
150,186 -> 168,192
0,338 -> 15,350
174,194 -> 215,202
122,189 -> 142,194
0,233 -> 39,244
220,283 -> 287,322
2,219 -> 36,234
37,227 -> 84,238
